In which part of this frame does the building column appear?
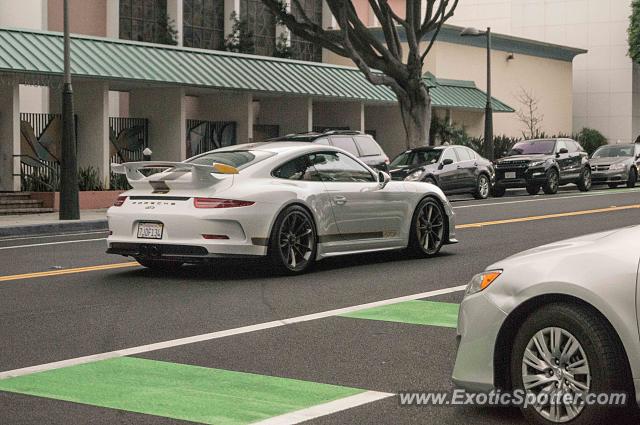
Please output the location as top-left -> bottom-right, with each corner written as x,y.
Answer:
106,0 -> 119,38
0,81 -> 20,191
198,92 -> 254,143
167,0 -> 184,46
130,87 -> 186,161
75,81 -> 110,188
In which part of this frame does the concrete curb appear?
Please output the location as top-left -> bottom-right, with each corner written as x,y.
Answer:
0,219 -> 108,238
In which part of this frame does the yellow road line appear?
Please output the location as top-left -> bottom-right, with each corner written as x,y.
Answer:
1,203 -> 639,283
457,204 -> 640,229
0,262 -> 139,282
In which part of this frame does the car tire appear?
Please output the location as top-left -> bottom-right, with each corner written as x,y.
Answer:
473,174 -> 491,199
135,257 -> 183,271
407,197 -> 445,257
577,167 -> 592,192
510,303 -> 633,425
626,168 -> 637,188
268,205 -> 317,275
526,184 -> 540,196
492,185 -> 506,197
608,183 -> 619,189
542,168 -> 560,195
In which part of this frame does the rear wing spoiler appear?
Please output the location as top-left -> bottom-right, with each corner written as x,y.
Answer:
110,161 -> 238,190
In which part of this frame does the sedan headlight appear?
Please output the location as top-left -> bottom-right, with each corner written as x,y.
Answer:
610,162 -> 627,170
529,160 -> 545,167
405,170 -> 424,181
466,270 -> 502,296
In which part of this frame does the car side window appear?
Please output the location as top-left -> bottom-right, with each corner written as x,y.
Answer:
556,140 -> 568,153
330,136 -> 360,157
354,136 -> 382,157
441,148 -> 458,163
310,152 -> 375,182
455,147 -> 472,161
315,138 -> 330,146
566,141 -> 579,153
272,155 -> 322,181
466,148 -> 478,160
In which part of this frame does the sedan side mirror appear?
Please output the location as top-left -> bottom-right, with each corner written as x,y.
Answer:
377,171 -> 391,189
439,158 -> 454,169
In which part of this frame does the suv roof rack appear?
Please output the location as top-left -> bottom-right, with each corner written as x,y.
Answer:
266,129 -> 366,142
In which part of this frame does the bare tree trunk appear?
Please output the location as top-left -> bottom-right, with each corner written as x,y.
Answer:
397,83 -> 432,149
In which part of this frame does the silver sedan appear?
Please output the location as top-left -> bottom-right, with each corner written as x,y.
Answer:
452,226 -> 640,424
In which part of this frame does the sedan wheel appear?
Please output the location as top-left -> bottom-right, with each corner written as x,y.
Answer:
408,198 -> 445,257
269,206 -> 316,274
473,174 -> 490,199
511,303 -> 633,425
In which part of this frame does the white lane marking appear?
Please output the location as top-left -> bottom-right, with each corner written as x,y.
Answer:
452,188 -> 640,210
0,284 -> 466,380
252,391 -> 394,425
0,230 -> 108,242
0,238 -> 106,251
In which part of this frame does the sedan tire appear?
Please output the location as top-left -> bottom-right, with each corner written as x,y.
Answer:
510,303 -> 632,425
408,197 -> 445,257
473,174 -> 491,200
268,205 -> 317,275
626,168 -> 637,188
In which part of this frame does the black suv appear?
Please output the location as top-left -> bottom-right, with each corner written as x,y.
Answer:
268,131 -> 390,171
493,138 -> 592,197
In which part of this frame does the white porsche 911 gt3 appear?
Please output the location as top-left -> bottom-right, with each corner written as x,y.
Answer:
106,142 -> 458,274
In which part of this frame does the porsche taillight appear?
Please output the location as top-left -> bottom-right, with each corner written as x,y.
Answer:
193,198 -> 255,208
113,196 -> 127,207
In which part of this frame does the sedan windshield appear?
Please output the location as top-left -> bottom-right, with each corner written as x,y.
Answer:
390,150 -> 442,167
508,140 -> 557,156
186,150 -> 274,171
591,145 -> 634,158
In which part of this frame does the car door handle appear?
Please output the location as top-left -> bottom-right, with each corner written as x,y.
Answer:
334,196 -> 347,205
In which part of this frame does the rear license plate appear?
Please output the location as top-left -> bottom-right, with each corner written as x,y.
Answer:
505,172 -> 516,179
137,222 -> 163,239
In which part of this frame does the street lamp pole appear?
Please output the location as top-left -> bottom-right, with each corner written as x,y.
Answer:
460,26 -> 494,160
484,27 -> 494,161
59,0 -> 80,220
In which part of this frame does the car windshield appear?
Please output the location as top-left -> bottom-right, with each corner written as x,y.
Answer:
390,150 -> 442,167
591,145 -> 634,158
508,140 -> 557,156
185,150 -> 274,171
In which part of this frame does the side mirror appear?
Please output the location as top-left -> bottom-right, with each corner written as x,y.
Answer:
557,148 -> 569,157
439,158 -> 454,169
377,171 -> 391,189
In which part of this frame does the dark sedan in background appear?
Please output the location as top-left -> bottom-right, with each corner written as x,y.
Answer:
590,143 -> 639,188
389,145 -> 495,199
493,138 -> 591,197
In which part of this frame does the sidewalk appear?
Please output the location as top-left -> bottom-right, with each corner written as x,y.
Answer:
0,210 -> 108,238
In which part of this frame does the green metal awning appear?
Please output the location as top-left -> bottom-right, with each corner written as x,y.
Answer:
424,73 -> 514,113
0,28 -> 512,112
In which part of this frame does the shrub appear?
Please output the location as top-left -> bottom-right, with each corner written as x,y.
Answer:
574,127 -> 607,155
78,166 -> 104,191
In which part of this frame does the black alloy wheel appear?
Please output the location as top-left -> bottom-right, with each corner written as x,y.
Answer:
269,205 -> 317,275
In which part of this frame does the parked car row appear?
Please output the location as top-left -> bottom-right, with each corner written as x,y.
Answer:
388,137 -> 639,198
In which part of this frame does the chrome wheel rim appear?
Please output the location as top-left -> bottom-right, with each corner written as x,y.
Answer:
416,201 -> 444,254
479,175 -> 490,198
522,327 -> 591,423
583,169 -> 591,189
549,171 -> 559,191
278,211 -> 314,271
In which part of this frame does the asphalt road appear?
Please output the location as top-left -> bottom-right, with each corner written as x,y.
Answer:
1,186 -> 640,425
